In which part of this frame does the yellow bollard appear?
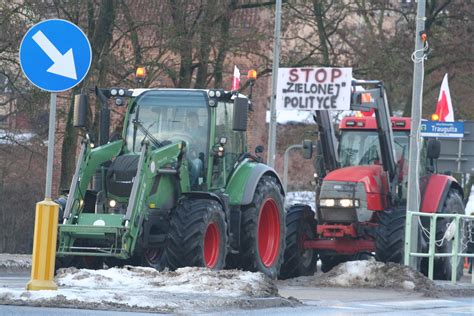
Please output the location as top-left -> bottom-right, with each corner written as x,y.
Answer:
26,199 -> 59,290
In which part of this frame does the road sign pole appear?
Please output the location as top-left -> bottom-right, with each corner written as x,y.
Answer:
267,0 -> 282,167
45,92 -> 57,199
406,0 -> 426,269
27,92 -> 59,291
20,18 -> 92,291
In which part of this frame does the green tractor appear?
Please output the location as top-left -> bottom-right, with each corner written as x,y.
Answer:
56,87 -> 285,278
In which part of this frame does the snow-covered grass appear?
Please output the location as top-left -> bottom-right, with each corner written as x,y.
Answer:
285,191 -> 316,211
0,266 -> 282,313
0,254 -> 31,273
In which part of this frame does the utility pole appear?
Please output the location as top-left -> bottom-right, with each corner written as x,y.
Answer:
405,0 -> 426,269
267,0 -> 282,167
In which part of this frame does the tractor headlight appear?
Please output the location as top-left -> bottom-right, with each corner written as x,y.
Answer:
109,199 -> 117,208
320,199 -> 336,207
339,199 -> 359,208
319,198 -> 359,208
338,199 -> 353,208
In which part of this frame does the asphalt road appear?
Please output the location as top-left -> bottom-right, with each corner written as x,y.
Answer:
1,273 -> 473,315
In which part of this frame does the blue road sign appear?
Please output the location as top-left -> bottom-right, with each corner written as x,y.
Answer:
19,19 -> 92,92
420,121 -> 464,138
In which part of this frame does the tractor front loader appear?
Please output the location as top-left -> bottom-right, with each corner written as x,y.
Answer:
56,86 -> 286,278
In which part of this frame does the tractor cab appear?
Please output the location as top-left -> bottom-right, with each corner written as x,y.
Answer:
337,116 -> 413,200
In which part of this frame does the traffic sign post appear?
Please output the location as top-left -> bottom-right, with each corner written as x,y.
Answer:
20,19 -> 91,291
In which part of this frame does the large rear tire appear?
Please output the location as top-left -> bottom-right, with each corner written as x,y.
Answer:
433,189 -> 465,281
166,199 -> 227,270
240,176 -> 285,279
375,207 -> 406,264
279,204 -> 317,279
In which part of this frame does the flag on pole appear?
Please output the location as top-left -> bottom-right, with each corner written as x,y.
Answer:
434,74 -> 454,122
231,65 -> 240,90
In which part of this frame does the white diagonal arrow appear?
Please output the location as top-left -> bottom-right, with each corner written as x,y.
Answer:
32,30 -> 77,80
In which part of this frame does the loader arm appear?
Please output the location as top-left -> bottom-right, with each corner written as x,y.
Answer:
124,140 -> 187,253
63,139 -> 124,221
349,80 -> 397,182
314,110 -> 339,176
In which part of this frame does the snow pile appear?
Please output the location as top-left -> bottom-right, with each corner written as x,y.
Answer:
0,266 -> 285,313
0,254 -> 31,273
56,266 -> 277,297
282,260 -> 436,294
285,191 -> 316,211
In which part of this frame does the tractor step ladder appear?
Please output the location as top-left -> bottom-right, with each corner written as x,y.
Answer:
405,211 -> 474,284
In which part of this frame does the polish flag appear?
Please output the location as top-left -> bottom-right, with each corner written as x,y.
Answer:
434,74 -> 454,122
231,66 -> 240,90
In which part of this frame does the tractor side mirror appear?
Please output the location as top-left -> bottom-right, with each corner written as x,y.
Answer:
255,145 -> 264,154
302,139 -> 313,159
73,94 -> 88,128
233,97 -> 249,131
427,139 -> 441,159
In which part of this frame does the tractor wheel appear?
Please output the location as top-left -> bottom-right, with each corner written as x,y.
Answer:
240,176 -> 285,279
166,199 -> 227,270
375,207 -> 406,264
319,252 -> 372,273
75,256 -> 104,269
279,205 -> 318,279
142,248 -> 168,271
320,255 -> 351,272
433,189 -> 465,281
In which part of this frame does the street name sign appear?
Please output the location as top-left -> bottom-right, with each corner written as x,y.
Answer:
420,121 -> 464,138
19,19 -> 92,92
276,67 -> 352,111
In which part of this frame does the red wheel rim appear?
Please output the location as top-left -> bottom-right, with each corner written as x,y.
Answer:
258,198 -> 281,267
204,222 -> 220,268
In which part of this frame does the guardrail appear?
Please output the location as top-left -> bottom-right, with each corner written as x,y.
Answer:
404,211 -> 474,284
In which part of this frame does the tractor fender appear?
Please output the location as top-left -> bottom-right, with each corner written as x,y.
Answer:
181,191 -> 231,236
181,191 -> 229,213
420,174 -> 463,213
226,162 -> 284,206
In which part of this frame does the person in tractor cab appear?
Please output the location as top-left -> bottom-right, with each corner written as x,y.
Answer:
185,111 -> 206,188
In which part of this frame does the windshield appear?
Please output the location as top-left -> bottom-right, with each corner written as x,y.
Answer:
126,90 -> 209,153
339,130 -> 409,168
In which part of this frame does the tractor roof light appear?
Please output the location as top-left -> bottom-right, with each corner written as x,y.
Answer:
247,69 -> 257,81
361,92 -> 374,103
135,67 -> 146,83
431,113 -> 439,121
346,121 -> 356,127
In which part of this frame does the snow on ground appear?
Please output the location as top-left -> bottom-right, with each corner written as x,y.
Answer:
0,254 -> 31,273
0,266 -> 289,313
285,191 -> 316,211
280,260 -> 436,295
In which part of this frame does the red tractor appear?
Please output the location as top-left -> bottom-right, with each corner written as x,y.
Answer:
280,80 -> 466,280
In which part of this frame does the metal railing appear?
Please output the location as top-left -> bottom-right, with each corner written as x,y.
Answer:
405,211 -> 474,284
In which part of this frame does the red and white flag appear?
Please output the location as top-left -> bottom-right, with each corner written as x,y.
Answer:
434,74 -> 454,122
231,65 -> 240,90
